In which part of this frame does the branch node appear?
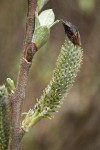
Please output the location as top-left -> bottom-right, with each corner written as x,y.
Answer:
24,43 -> 37,62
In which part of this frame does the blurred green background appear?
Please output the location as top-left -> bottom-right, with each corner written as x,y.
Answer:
0,0 -> 100,150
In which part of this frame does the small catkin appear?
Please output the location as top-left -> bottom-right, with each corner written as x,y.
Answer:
0,85 -> 9,150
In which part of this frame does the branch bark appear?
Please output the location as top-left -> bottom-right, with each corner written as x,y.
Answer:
8,0 -> 36,150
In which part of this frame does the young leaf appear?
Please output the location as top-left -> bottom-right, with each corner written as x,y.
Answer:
6,78 -> 15,93
32,26 -> 50,49
39,9 -> 55,28
37,0 -> 49,12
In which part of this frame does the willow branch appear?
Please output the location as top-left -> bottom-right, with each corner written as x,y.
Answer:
8,0 -> 37,150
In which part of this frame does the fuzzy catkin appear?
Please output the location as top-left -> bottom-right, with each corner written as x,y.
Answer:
0,85 -> 9,150
34,39 -> 83,117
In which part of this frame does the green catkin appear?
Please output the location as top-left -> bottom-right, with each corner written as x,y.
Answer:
34,39 -> 83,116
0,85 -> 9,150
22,39 -> 83,131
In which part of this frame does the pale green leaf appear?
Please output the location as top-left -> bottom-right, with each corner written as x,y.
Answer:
39,9 -> 55,28
32,26 -> 50,49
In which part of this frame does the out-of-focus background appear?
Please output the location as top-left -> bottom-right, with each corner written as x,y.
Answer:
0,0 -> 100,150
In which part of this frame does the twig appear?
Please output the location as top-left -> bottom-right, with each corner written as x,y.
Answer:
8,0 -> 36,150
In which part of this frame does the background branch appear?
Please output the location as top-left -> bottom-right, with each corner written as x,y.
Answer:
8,0 -> 36,150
